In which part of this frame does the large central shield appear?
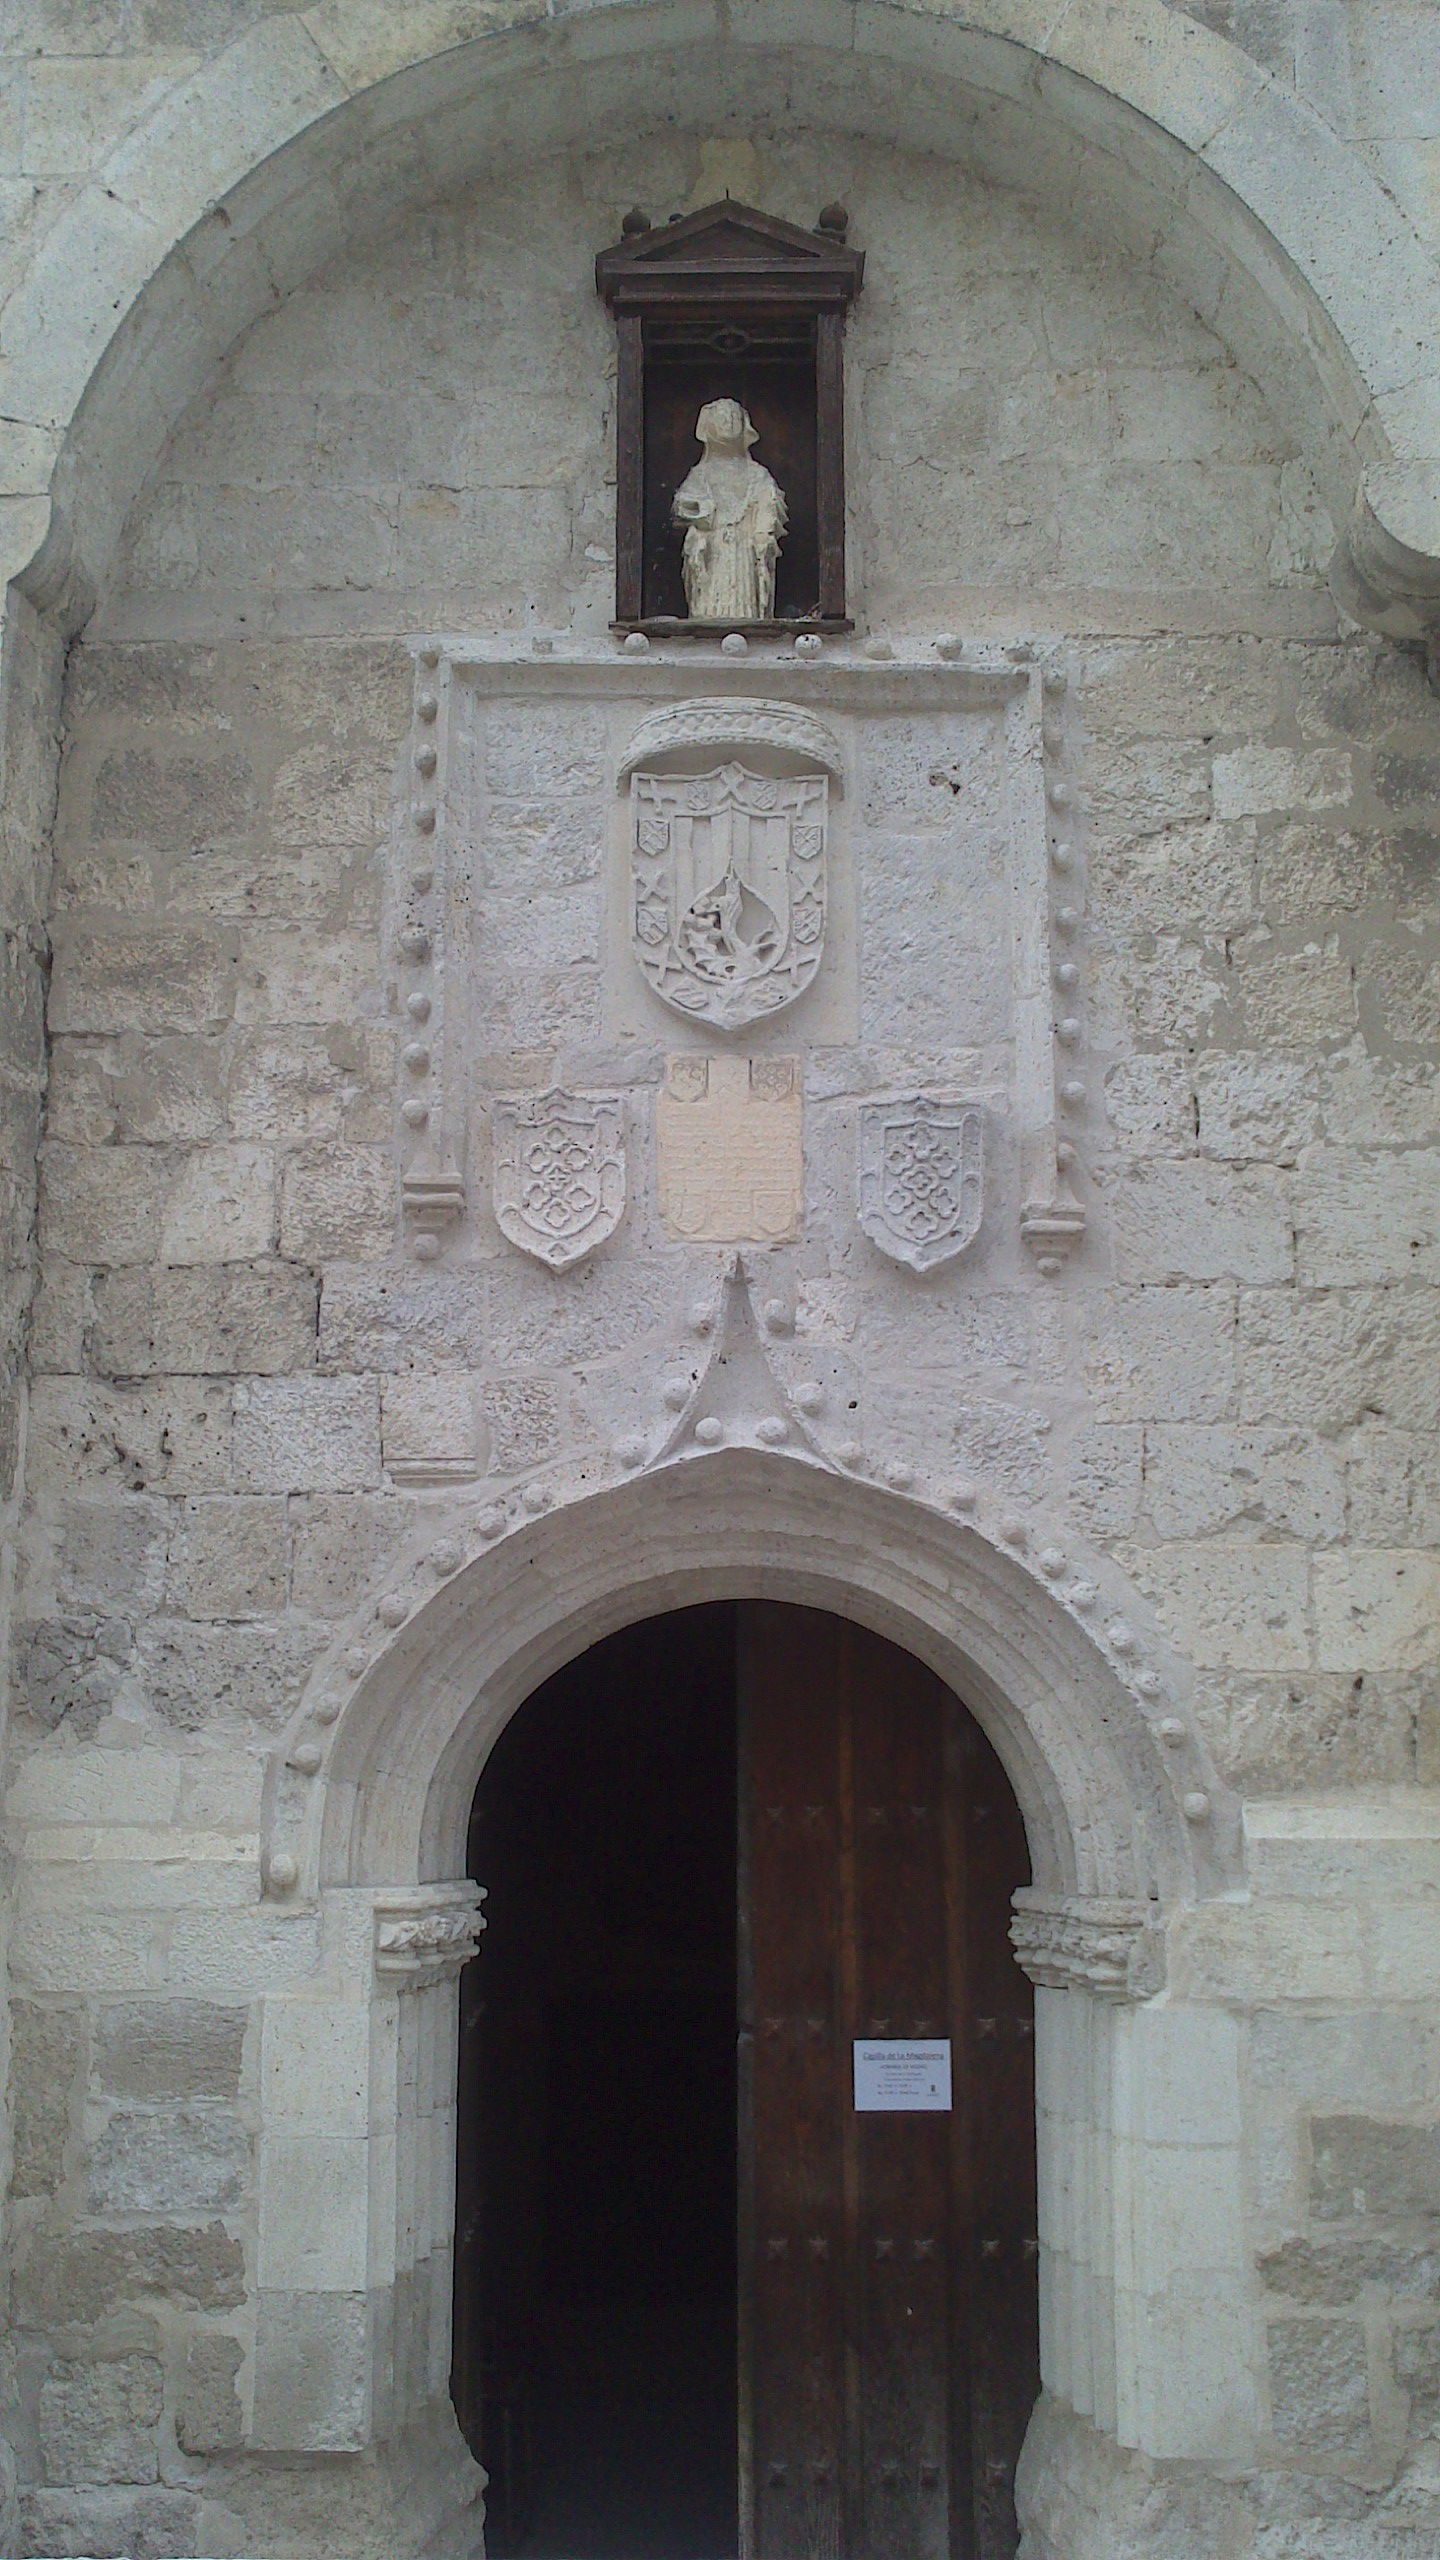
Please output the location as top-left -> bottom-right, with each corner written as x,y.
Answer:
630,760 -> 828,1031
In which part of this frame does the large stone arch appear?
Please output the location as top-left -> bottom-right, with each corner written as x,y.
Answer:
241,1453 -> 1255,2528
0,0 -> 1437,636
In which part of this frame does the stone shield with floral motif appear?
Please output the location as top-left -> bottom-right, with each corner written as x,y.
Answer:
492,1089 -> 625,1269
857,1096 -> 984,1273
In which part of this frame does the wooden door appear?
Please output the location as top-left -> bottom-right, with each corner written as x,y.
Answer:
740,1604 -> 1037,2560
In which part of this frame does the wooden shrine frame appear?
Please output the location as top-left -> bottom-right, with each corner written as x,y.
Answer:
596,200 -> 864,633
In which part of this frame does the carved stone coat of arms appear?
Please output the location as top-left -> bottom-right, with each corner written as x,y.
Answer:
491,1089 -> 625,1269
630,761 -> 828,1030
857,1096 -> 985,1272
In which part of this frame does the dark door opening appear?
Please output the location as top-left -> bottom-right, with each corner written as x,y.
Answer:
454,1605 -> 740,2559
452,1601 -> 1038,2560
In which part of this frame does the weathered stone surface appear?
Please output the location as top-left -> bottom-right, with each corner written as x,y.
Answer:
1260,2234 -> 1440,2306
10,2001 -> 81,2194
15,1612 -> 132,1733
229,1025 -> 393,1145
94,2001 -> 246,2101
279,1145 -> 393,1261
1144,1426 -> 1345,1542
48,928 -> 239,1036
176,2330 -> 243,2453
21,2485 -> 201,2560
159,1142 -> 275,1264
1082,1286 -> 1236,1423
90,1260 -> 317,1376
251,2289 -> 368,2453
1266,2316 -> 1371,2452
139,1617 -> 323,1732
1193,1669 -> 1419,1791
1101,1055 -> 1197,1156
89,746 -> 254,846
53,1497 -> 168,1610
232,1375 -> 380,1492
1237,1288 -> 1440,1434
165,1494 -> 288,1619
1196,1052 -> 1319,1161
1314,1552 -> 1440,1673
39,1144 -> 167,1266
39,2355 -> 163,2486
1117,1541 -> 1310,1671
1311,2119 -> 1440,2223
26,1377 -> 232,1496
289,1493 -> 412,1615
12,2223 -> 245,2326
88,2102 -> 248,2216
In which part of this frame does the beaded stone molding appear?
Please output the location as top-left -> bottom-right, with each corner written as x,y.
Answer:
387,638 -> 1087,1275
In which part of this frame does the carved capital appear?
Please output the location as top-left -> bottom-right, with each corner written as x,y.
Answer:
1020,1190 -> 1086,1275
1009,1889 -> 1162,2002
401,1142 -> 466,1236
374,1884 -> 486,1987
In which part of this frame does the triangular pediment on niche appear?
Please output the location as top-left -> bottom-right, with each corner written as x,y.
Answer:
596,199 -> 864,303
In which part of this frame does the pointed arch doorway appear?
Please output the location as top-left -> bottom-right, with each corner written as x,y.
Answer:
452,1599 -> 1038,2559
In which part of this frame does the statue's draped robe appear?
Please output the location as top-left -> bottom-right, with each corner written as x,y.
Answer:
673,454 -> 788,620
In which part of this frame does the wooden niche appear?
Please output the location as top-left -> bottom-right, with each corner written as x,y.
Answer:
596,200 -> 864,634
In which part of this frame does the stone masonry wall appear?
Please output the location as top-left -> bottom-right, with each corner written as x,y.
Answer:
2,102 -> 1439,2560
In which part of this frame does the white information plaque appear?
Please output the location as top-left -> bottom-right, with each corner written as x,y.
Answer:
853,2039 -> 952,2112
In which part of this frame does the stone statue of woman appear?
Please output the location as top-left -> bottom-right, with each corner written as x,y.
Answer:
671,398 -> 787,622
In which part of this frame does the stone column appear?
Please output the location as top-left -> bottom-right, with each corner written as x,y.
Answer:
250,1882 -> 485,2457
1011,1891 -> 1255,2549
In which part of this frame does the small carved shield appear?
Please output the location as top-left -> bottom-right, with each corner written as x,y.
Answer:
492,1089 -> 625,1270
857,1096 -> 984,1273
630,761 -> 828,1031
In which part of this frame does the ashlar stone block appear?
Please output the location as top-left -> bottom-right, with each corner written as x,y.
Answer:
94,2000 -> 246,2101
165,1495 -> 289,1619
289,1493 -> 411,1616
176,2331 -> 243,2455
13,2223 -> 245,2328
26,1377 -> 232,1497
1267,2317 -> 1371,2453
39,2355 -> 163,2487
1314,1552 -> 1440,1672
1082,1283 -> 1236,1423
1196,1052 -> 1320,1161
139,1617 -> 323,1735
10,2000 -> 82,2195
90,1260 -> 317,1376
88,2101 -> 248,2217
40,1143 -> 167,1266
1144,1425 -> 1345,1542
1212,746 -> 1353,818
279,1145 -> 393,1262
159,1143 -> 275,1264
1118,1540 -> 1311,1671
21,2485 -> 199,2560
1100,1158 -> 1294,1284
250,2288 -> 369,2453
1101,1055 -> 1197,1157
232,1374 -> 381,1493
1293,1148 -> 1440,1286
48,927 -> 239,1036
1311,2118 -> 1440,2223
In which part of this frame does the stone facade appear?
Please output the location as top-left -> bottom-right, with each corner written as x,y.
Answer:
0,8 -> 1438,2559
